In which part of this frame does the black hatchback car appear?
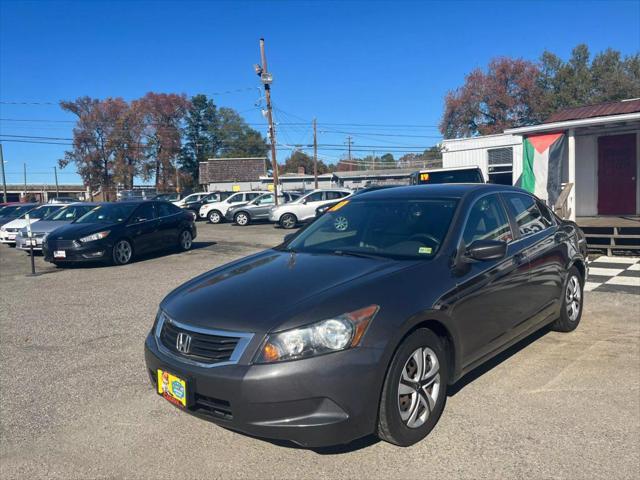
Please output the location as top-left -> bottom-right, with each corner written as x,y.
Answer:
144,184 -> 587,448
44,201 -> 197,266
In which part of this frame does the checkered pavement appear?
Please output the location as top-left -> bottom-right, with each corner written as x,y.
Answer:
585,256 -> 640,295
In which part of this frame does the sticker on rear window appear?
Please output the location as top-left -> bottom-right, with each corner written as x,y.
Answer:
418,246 -> 433,254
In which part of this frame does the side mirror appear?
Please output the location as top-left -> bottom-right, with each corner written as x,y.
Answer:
301,198 -> 307,204
466,239 -> 507,261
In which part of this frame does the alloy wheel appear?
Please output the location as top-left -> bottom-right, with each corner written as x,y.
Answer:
397,347 -> 441,429
180,230 -> 192,250
236,213 -> 248,226
114,240 -> 132,265
565,275 -> 581,322
281,214 -> 296,229
209,211 -> 221,223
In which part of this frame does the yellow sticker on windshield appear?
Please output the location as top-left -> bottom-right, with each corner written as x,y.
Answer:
420,173 -> 430,181
329,200 -> 349,212
418,246 -> 433,254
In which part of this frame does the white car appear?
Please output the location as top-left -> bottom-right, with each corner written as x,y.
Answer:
0,204 -> 65,244
199,191 -> 263,223
268,189 -> 352,229
173,192 -> 209,207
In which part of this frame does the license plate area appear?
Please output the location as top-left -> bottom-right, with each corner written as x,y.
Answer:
54,250 -> 66,258
157,369 -> 187,408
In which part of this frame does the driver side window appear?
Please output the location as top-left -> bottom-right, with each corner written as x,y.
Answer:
462,195 -> 512,246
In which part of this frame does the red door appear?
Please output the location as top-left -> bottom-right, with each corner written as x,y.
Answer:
598,133 -> 637,215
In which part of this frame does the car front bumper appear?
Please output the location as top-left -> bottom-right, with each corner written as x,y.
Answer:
16,235 -> 45,251
43,238 -> 111,263
144,332 -> 384,447
0,231 -> 18,243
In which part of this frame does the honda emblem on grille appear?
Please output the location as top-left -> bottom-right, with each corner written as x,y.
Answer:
176,332 -> 192,353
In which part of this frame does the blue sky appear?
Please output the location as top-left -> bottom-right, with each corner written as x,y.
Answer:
1,0 -> 639,185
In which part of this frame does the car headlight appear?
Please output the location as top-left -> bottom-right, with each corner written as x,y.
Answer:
79,230 -> 110,243
256,304 -> 379,363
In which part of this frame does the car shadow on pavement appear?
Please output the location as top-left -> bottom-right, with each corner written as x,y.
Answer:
45,241 -> 218,269
448,325 -> 552,397
225,428 -> 380,454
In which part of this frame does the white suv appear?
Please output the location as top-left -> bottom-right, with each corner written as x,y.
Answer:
199,191 -> 263,223
269,189 -> 352,229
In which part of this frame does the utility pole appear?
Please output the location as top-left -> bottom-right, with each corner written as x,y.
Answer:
0,144 -> 7,203
54,166 -> 60,199
23,162 -> 27,202
346,136 -> 353,163
313,118 -> 318,189
256,38 -> 280,205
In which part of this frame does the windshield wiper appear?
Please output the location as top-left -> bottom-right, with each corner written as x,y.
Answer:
331,249 -> 388,260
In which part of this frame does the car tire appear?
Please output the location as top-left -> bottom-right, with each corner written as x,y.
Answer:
234,212 -> 250,226
550,266 -> 584,332
112,239 -> 134,266
377,328 -> 448,447
178,230 -> 193,251
279,213 -> 297,229
208,210 -> 222,224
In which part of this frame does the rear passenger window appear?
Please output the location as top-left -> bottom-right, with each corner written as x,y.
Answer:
157,202 -> 180,217
306,192 -> 324,202
503,193 -> 550,237
463,195 -> 512,245
326,191 -> 347,200
246,193 -> 261,201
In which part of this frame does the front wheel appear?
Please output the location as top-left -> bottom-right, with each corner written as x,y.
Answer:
178,230 -> 193,251
377,329 -> 448,446
112,239 -> 133,265
279,213 -> 297,229
234,212 -> 250,226
550,266 -> 583,332
208,210 -> 222,224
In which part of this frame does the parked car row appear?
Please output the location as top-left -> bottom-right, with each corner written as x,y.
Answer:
0,200 -> 197,267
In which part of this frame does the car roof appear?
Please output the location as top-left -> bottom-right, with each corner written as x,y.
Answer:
353,183 -> 529,200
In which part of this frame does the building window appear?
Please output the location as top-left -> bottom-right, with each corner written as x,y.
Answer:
488,147 -> 513,166
487,147 -> 513,185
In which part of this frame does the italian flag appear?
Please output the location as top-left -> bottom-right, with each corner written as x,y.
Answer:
521,132 -> 566,205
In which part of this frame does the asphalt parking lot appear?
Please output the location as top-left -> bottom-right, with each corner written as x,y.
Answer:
1,222 -> 639,480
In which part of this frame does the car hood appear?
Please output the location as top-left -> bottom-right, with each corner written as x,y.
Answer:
2,218 -> 39,230
161,249 -> 410,334
47,222 -> 118,239
21,220 -> 73,234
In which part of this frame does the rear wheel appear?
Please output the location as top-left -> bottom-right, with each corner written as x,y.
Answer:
178,230 -> 193,251
280,213 -> 297,229
208,210 -> 222,224
550,266 -> 583,332
377,329 -> 448,446
112,239 -> 133,265
234,212 -> 250,226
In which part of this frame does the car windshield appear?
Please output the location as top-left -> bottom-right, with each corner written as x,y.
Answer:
74,204 -> 137,224
0,205 -> 36,218
23,205 -> 63,219
46,205 -> 94,221
286,198 -> 458,259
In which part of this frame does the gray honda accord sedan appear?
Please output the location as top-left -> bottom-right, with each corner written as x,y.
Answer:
144,183 -> 588,447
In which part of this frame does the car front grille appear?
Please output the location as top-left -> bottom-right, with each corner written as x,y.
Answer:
159,320 -> 241,365
50,239 -> 78,249
20,231 -> 45,238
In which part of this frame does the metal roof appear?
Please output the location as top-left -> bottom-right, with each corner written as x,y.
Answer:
544,98 -> 640,123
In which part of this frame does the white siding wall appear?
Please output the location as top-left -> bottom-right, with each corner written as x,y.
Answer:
442,134 -> 522,182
